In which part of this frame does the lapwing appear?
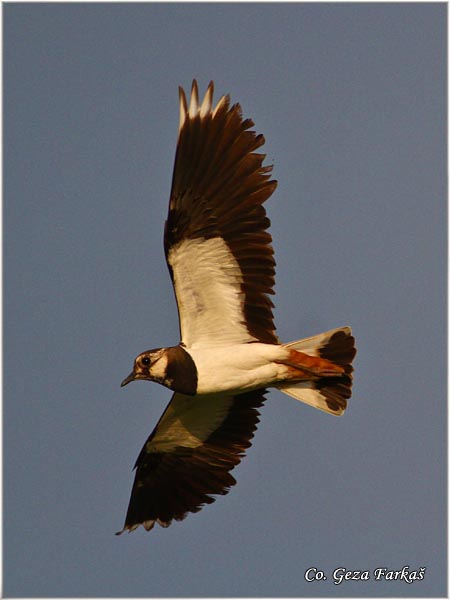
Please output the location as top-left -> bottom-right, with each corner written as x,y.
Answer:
118,80 -> 356,534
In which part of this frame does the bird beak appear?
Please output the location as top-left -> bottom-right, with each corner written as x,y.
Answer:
121,371 -> 136,387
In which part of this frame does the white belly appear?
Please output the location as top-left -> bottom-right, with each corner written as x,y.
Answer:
186,343 -> 290,395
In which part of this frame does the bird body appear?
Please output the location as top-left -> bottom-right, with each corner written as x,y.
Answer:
118,80 -> 356,534
189,342 -> 314,395
123,340 -> 345,397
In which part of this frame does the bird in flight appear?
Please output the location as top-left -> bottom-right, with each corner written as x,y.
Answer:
117,80 -> 356,535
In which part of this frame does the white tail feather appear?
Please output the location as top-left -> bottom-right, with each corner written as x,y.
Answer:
277,382 -> 345,416
283,326 -> 352,354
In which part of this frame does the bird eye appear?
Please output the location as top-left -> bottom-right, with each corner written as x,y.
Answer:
141,357 -> 150,366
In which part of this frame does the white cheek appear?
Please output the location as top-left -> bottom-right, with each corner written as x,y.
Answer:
150,354 -> 168,379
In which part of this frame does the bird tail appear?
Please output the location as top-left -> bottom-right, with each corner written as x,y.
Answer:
276,327 -> 356,416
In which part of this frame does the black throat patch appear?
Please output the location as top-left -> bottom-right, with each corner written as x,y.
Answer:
165,346 -> 198,396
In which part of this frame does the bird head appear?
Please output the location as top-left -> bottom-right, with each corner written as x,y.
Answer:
121,348 -> 167,387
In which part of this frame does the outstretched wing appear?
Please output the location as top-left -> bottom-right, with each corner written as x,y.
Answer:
116,390 -> 265,534
164,80 -> 278,349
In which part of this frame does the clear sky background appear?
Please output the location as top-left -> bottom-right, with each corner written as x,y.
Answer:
4,3 -> 446,597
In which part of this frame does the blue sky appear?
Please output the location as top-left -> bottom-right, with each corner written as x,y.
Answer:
4,3 -> 446,597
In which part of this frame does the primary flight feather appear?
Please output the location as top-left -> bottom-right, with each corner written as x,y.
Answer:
118,80 -> 356,535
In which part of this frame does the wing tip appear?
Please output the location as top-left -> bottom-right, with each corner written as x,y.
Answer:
188,79 -> 199,117
200,80 -> 214,117
178,79 -> 232,134
178,85 -> 188,133
115,518 -> 159,535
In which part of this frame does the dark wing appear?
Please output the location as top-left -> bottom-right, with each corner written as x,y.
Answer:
116,390 -> 265,534
164,80 -> 278,349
